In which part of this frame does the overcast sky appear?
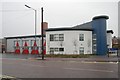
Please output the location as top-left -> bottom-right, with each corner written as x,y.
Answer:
0,0 -> 119,38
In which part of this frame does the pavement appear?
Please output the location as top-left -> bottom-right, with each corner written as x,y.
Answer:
31,56 -> 119,63
1,53 -> 119,63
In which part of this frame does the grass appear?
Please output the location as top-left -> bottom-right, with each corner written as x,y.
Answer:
45,54 -> 93,58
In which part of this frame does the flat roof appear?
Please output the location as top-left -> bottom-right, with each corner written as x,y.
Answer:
92,15 -> 109,20
5,35 -> 45,39
46,28 -> 93,32
46,22 -> 93,32
4,30 -> 113,39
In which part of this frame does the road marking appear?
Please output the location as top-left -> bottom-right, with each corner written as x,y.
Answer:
21,64 -> 47,67
1,58 -> 27,60
64,68 -> 114,73
46,60 -> 118,64
0,75 -> 15,78
3,60 -> 47,68
80,61 -> 118,64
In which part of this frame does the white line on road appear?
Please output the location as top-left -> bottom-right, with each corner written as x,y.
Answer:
0,75 -> 15,78
3,60 -> 47,68
21,63 -> 47,68
1,58 -> 27,60
64,68 -> 114,73
80,61 -> 118,64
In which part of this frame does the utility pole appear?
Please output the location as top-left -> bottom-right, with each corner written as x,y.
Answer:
41,7 -> 44,60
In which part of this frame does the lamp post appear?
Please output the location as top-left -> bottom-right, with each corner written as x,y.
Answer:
25,5 -> 37,42
25,5 -> 44,60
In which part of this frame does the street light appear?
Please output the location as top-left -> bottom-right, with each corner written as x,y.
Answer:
25,5 -> 44,60
25,5 -> 37,42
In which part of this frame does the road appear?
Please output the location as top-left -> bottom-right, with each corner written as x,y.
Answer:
1,54 -> 118,78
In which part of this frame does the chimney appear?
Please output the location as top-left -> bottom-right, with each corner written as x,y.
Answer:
41,22 -> 48,35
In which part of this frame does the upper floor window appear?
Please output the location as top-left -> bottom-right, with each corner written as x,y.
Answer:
50,34 -> 64,41
93,34 -> 97,40
59,34 -> 64,41
50,34 -> 54,41
79,34 -> 84,41
54,34 -> 59,41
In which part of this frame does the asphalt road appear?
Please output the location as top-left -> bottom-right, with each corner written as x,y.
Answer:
1,55 -> 118,78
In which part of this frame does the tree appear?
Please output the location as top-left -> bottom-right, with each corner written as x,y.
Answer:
59,41 -> 63,47
73,39 -> 78,54
87,39 -> 91,54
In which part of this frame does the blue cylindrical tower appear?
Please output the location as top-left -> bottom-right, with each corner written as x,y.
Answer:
92,15 -> 109,55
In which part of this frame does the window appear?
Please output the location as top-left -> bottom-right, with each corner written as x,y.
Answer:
59,34 -> 64,41
54,34 -> 59,41
54,48 -> 59,52
93,40 -> 96,44
93,34 -> 96,39
93,46 -> 96,51
79,47 -> 84,54
50,48 -> 54,54
79,34 -> 84,41
50,34 -> 54,41
59,48 -> 64,52
50,47 -> 64,54
50,34 -> 64,41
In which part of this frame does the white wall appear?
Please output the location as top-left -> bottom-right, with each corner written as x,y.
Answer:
46,30 -> 92,54
6,37 -> 43,53
7,39 -> 16,53
0,39 -> 2,53
107,33 -> 112,48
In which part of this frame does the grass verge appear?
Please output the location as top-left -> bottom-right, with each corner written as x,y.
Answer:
45,54 -> 93,58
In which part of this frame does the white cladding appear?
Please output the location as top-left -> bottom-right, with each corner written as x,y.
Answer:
0,39 -> 2,53
46,30 -> 92,54
6,37 -> 42,53
107,33 -> 112,48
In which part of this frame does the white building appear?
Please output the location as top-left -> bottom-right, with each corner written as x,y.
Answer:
107,30 -> 114,48
46,28 -> 92,55
3,16 -> 114,55
4,35 -> 45,54
46,28 -> 113,55
0,39 -> 2,53
46,16 -> 113,55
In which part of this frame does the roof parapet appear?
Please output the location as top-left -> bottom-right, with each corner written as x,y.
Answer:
92,15 -> 109,20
